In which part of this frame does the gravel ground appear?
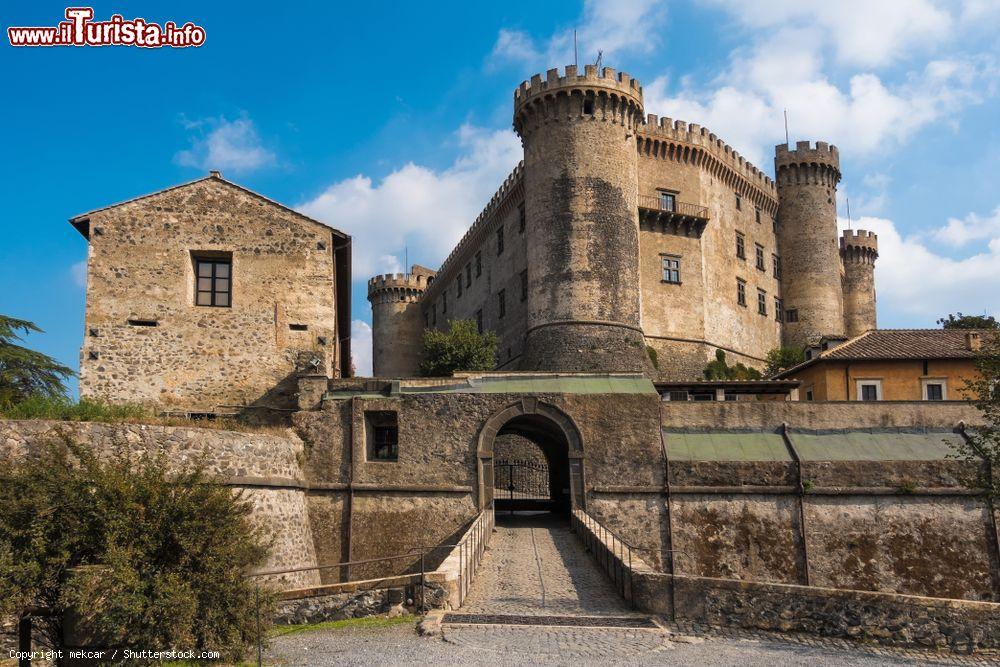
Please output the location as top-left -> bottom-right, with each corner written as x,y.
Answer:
267,621 -> 976,666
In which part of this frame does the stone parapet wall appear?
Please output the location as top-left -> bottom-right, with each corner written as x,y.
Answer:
660,574 -> 1000,653
661,400 -> 983,430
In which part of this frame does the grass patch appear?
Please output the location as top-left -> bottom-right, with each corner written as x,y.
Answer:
270,614 -> 417,638
0,396 -> 288,435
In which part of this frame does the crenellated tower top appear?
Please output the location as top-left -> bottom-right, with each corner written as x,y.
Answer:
840,229 -> 879,265
513,65 -> 645,138
775,141 -> 841,187
367,272 -> 433,306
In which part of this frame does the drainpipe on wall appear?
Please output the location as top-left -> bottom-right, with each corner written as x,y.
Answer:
658,423 -> 678,620
781,421 -> 811,586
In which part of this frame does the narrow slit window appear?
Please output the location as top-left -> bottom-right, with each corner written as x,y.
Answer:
127,319 -> 158,327
289,323 -> 308,331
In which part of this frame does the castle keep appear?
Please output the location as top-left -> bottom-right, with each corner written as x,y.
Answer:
369,66 -> 880,378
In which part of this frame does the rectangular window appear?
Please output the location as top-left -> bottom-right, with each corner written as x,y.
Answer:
498,289 -> 506,318
658,191 -> 676,212
431,305 -> 437,327
755,207 -> 761,224
496,226 -> 505,255
806,389 -> 814,401
755,244 -> 765,271
442,292 -> 447,314
518,203 -> 526,233
857,380 -> 882,402
772,254 -> 782,280
661,255 -> 680,284
922,379 -> 948,401
365,411 -> 398,461
466,263 -> 472,287
520,269 -> 528,302
667,391 -> 689,402
772,217 -> 778,235
475,251 -> 482,277
424,312 -> 430,329
786,308 -> 798,323
476,309 -> 483,334
735,194 -> 742,210
774,297 -> 784,322
737,279 -> 747,307
456,277 -> 462,298
757,289 -> 767,316
194,255 -> 232,307
736,232 -> 746,260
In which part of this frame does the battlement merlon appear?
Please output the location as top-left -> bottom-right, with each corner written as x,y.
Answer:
640,115 -> 777,195
514,65 -> 644,115
775,141 -> 841,170
840,229 -> 879,258
367,272 -> 433,297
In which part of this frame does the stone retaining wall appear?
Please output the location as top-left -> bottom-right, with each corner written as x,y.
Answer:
0,419 -> 320,590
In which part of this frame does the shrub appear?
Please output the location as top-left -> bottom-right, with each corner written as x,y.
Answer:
420,320 -> 498,377
0,395 -> 150,421
703,349 -> 762,381
764,346 -> 806,377
0,437 -> 272,660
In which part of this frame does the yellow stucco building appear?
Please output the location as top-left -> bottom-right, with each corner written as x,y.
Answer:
775,329 -> 989,401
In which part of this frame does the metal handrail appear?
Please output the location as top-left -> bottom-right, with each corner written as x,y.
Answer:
571,508 -> 637,608
637,195 -> 709,219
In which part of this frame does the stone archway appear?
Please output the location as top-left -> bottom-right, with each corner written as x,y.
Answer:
475,398 -> 585,512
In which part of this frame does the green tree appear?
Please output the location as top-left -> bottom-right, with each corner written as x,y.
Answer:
703,349 -> 762,381
937,312 -> 999,330
764,345 -> 806,377
0,437 -> 271,660
950,332 -> 1000,499
420,319 -> 498,377
0,315 -> 74,406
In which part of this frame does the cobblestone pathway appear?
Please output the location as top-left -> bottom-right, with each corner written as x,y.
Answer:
458,512 -> 634,616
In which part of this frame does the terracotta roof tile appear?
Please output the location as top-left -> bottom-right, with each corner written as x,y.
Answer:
822,329 -> 989,360
774,329 -> 994,379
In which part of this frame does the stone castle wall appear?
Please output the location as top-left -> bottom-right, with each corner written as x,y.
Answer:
4,394 -> 992,613
0,420 -> 321,590
370,69 -> 871,380
77,175 -> 344,413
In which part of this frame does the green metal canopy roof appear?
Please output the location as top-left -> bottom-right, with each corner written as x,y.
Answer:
665,431 -> 791,461
788,430 -> 963,461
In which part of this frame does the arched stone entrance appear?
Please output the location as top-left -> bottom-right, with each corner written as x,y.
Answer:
476,398 -> 585,513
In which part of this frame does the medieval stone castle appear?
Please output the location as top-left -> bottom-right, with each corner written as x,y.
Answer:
42,63 -> 998,651
368,65 -> 879,379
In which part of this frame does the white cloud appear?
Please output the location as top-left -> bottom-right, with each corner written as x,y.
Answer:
933,205 -> 1000,247
702,0 -> 954,67
175,115 -> 275,173
297,124 -> 522,280
644,37 -> 990,167
351,320 -> 373,377
489,0 -> 667,70
842,214 -> 1000,324
71,260 -> 87,289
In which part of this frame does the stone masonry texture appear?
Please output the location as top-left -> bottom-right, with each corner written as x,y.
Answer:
74,175 -> 347,414
369,66 -> 879,378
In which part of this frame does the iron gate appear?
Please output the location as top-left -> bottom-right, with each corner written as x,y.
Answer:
493,459 -> 549,502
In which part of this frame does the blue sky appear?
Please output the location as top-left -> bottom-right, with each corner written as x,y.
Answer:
2,1 -> 998,384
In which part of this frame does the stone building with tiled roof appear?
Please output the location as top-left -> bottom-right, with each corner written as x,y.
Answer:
773,329 -> 991,401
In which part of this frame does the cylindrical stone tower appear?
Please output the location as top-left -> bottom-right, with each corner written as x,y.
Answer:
514,65 -> 649,372
775,141 -> 845,348
366,271 -> 430,377
840,229 -> 879,338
